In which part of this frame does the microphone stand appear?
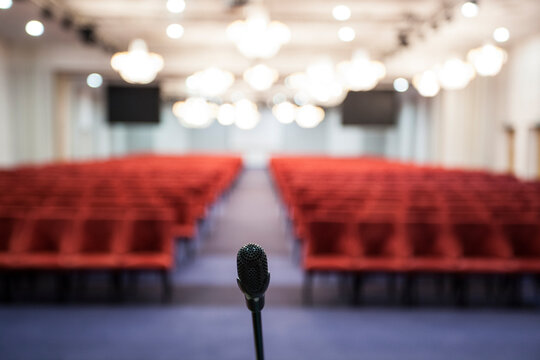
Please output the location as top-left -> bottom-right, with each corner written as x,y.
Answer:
247,297 -> 265,360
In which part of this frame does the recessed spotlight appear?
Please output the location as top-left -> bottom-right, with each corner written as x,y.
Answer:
338,26 -> 355,42
332,5 -> 351,21
461,1 -> 479,18
493,27 -> 510,43
393,78 -> 409,92
0,0 -> 12,10
86,73 -> 103,88
166,23 -> 184,39
25,20 -> 44,37
167,0 -> 185,14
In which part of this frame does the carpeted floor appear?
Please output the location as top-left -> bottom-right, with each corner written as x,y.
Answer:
1,170 -> 540,360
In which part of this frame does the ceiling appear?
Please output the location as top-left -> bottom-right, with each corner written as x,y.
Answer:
0,0 -> 539,98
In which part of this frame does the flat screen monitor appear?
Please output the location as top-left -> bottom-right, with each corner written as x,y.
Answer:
341,90 -> 399,126
107,85 -> 160,124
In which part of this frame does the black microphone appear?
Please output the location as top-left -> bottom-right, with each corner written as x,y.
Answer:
237,243 -> 270,360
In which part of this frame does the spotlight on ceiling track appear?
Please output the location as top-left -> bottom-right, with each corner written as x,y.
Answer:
398,31 -> 409,47
0,0 -> 12,10
41,7 -> 53,20
61,15 -> 74,30
461,1 -> 479,18
228,0 -> 249,7
78,25 -> 96,45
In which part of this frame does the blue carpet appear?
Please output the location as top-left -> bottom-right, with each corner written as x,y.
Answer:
1,306 -> 540,360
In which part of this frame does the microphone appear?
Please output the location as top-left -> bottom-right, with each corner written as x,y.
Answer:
237,243 -> 270,360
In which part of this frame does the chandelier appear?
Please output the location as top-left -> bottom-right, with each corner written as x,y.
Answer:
467,44 -> 507,77
185,67 -> 235,98
227,5 -> 290,59
337,50 -> 386,92
111,39 -> 164,84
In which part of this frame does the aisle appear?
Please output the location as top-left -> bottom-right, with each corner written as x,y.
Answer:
202,169 -> 289,255
173,169 -> 303,306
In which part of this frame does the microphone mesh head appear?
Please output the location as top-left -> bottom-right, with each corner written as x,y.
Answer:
237,243 -> 269,297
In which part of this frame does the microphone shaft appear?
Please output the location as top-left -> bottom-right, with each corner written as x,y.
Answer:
251,310 -> 265,360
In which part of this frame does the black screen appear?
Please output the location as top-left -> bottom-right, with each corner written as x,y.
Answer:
341,90 -> 399,126
107,85 -> 160,124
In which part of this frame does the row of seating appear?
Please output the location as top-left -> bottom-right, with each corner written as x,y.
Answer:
270,156 -> 540,305
0,155 -> 242,302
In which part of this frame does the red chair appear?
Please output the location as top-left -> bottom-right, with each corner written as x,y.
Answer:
13,215 -> 76,269
403,221 -> 458,272
120,213 -> 174,301
302,219 -> 352,304
501,221 -> 540,273
452,221 -> 512,273
0,215 -> 24,269
351,218 -> 404,272
64,216 -> 125,269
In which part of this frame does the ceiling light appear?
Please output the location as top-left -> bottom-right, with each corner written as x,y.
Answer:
332,5 -> 351,21
86,73 -> 103,88
412,70 -> 440,97
0,0 -> 13,10
337,50 -> 386,91
167,0 -> 185,14
296,105 -> 325,128
234,99 -> 260,130
272,101 -> 297,124
173,97 -> 216,128
167,24 -> 184,39
338,26 -> 355,42
493,27 -> 510,43
111,39 -> 164,84
438,58 -> 475,90
393,78 -> 409,92
25,20 -> 44,37
227,5 -> 290,59
186,67 -> 235,98
467,44 -> 507,76
217,103 -> 236,126
286,59 -> 349,107
287,59 -> 347,107
461,1 -> 479,18
243,64 -> 279,91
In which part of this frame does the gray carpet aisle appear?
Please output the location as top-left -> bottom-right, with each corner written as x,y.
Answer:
1,170 -> 540,360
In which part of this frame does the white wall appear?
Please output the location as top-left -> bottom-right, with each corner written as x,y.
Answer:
506,34 -> 540,179
0,40 -> 12,166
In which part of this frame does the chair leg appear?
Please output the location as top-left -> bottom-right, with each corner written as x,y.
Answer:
0,271 -> 9,303
110,270 -> 123,303
302,271 -> 314,306
160,269 -> 172,304
352,273 -> 364,306
55,271 -> 70,303
387,273 -> 397,305
504,274 -> 522,307
452,274 -> 467,307
435,274 -> 446,305
485,274 -> 496,306
402,273 -> 416,306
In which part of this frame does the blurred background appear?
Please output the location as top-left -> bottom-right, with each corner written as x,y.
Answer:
1,0 -> 540,359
